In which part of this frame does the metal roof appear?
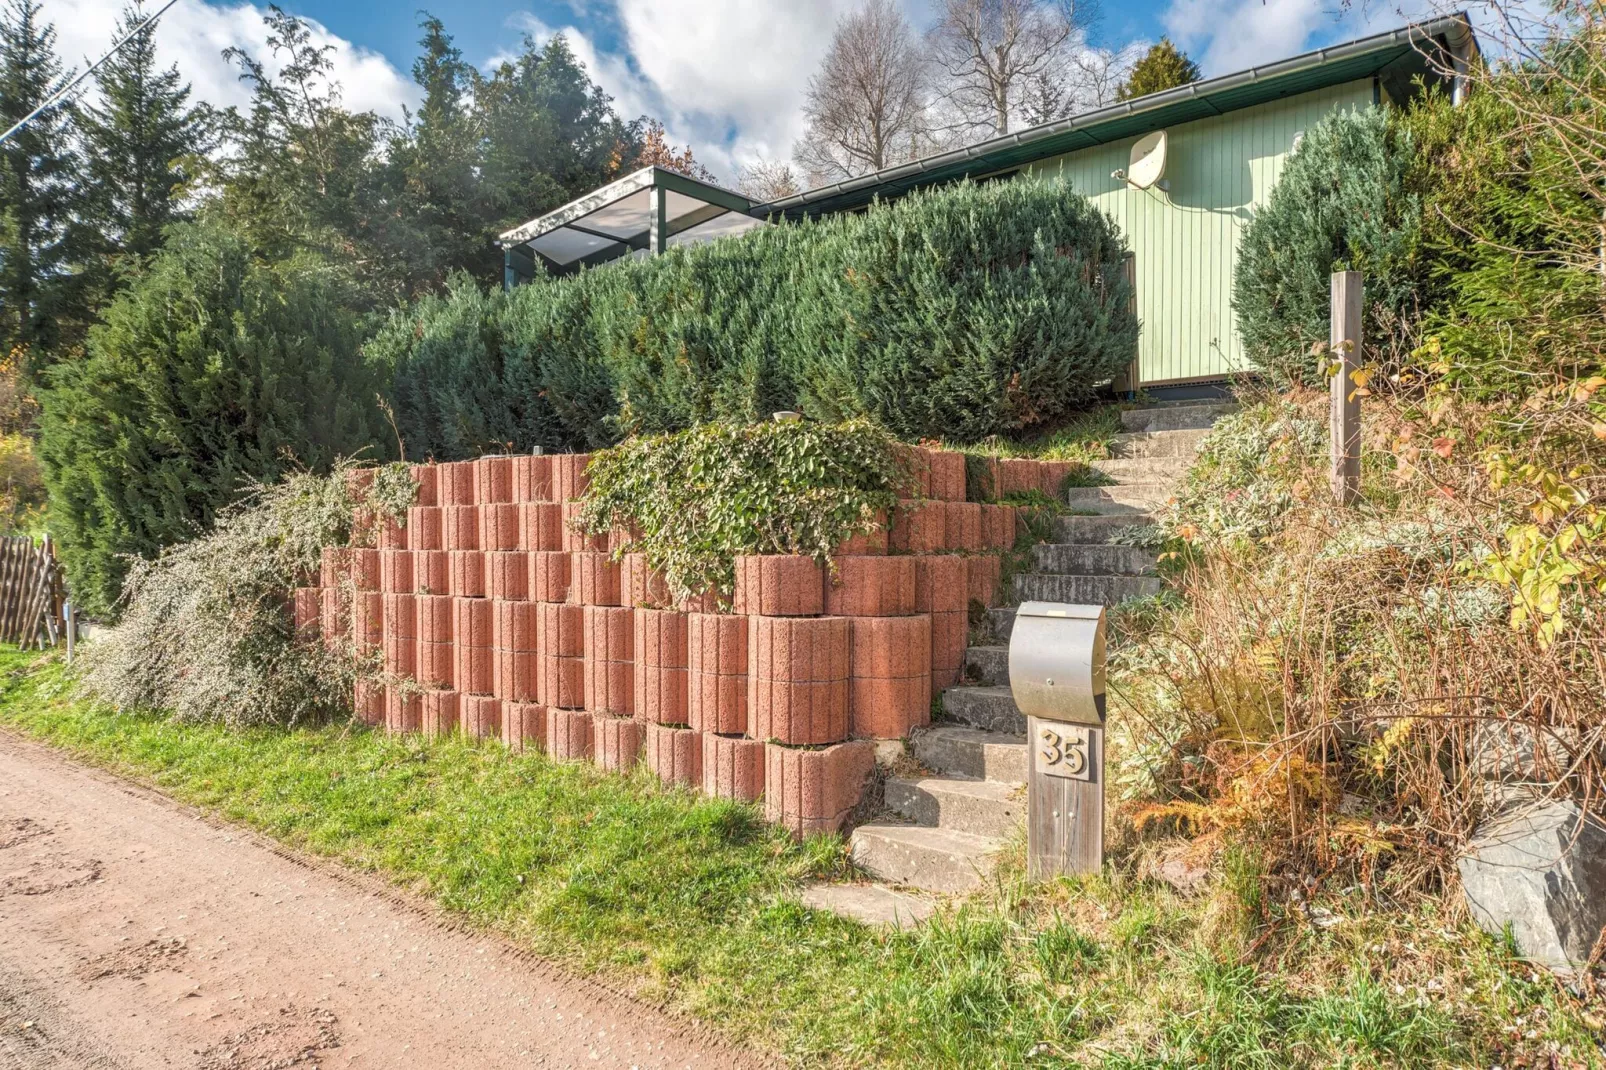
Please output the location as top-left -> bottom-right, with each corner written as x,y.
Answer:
755,12 -> 1477,219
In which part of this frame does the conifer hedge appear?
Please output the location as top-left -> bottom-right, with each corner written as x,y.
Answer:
375,177 -> 1137,457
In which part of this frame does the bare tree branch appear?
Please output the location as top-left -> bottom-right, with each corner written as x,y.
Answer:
927,0 -> 1100,137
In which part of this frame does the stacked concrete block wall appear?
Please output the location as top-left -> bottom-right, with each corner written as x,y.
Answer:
293,445 -> 1074,840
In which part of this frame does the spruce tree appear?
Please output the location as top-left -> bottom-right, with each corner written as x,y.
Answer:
1116,38 -> 1201,101
78,3 -> 210,274
0,0 -> 85,371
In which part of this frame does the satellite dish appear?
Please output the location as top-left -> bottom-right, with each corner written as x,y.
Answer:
1126,130 -> 1168,190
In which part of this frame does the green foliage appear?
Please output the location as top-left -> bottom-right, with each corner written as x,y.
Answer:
1233,107 -> 1423,385
576,420 -> 905,602
385,177 -> 1137,455
73,465 -> 361,726
1117,37 -> 1202,101
37,223 -> 391,616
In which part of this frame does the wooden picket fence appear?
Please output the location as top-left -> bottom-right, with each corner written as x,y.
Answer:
0,535 -> 73,654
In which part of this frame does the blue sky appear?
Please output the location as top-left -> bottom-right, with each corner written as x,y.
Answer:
45,0 -> 1446,182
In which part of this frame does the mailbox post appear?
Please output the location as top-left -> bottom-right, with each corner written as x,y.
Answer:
1008,601 -> 1106,879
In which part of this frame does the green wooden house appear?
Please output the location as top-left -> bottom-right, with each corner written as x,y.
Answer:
500,13 -> 1477,394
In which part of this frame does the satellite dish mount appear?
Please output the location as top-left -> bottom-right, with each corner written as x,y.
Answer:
1110,130 -> 1170,195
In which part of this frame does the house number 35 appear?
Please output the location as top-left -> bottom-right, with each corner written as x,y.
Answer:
1037,723 -> 1093,781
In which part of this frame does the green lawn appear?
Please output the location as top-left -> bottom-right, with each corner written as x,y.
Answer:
1,649 -> 1596,1068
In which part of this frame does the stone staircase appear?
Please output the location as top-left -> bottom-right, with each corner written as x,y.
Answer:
808,402 -> 1232,923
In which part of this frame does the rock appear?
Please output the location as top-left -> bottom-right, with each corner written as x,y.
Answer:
1457,800 -> 1606,976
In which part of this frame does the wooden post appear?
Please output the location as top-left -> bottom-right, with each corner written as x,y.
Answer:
1027,717 -> 1104,878
64,601 -> 74,663
1330,270 -> 1362,506
1113,253 -> 1140,396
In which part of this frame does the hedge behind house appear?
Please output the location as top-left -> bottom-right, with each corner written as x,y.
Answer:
376,177 -> 1137,457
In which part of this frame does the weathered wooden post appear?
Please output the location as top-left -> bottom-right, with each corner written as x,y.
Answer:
1113,253 -> 1140,396
1009,602 -> 1107,878
1330,270 -> 1363,506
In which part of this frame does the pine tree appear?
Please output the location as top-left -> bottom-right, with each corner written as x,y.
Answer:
0,0 -> 85,371
1116,38 -> 1201,102
78,4 -> 211,290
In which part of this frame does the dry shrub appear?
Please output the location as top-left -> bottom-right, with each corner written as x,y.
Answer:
75,462 -> 386,727
1112,383 -> 1606,895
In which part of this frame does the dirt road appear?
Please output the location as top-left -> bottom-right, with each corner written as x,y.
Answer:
0,732 -> 769,1070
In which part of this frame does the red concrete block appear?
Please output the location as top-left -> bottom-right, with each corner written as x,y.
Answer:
448,551 -> 485,597
593,714 -> 643,773
927,450 -> 967,502
889,499 -> 944,554
914,555 -> 968,614
384,637 -> 416,678
352,593 -> 384,656
732,555 -> 824,617
410,464 -> 439,508
608,523 -> 640,554
407,506 -> 444,551
421,689 -> 458,737
634,609 -> 689,725
475,455 -> 513,504
385,687 -> 422,735
584,659 -> 632,717
438,460 -> 477,506
570,551 -> 622,606
443,505 -> 480,551
944,502 -> 983,552
452,597 -> 493,647
546,708 -> 593,760
583,605 -> 633,661
995,458 -> 1039,498
382,593 -> 417,639
375,515 -> 408,551
320,587 -> 351,647
689,671 -> 746,735
633,608 -> 688,668
319,546 -> 351,588
966,555 -> 1001,609
539,655 -> 585,709
351,549 -> 381,591
487,551 -> 530,601
479,503 -> 521,552
460,695 -> 502,739
701,733 -> 765,802
824,556 -> 915,617
583,605 -> 634,715
538,602 -> 584,657
519,502 -> 565,552
511,455 -> 554,503
644,723 -> 702,787
529,550 -> 571,602
416,589 -> 456,640
380,549 -> 415,594
747,616 -> 850,745
354,680 -> 385,725
1037,460 -> 1075,498
850,614 -> 931,678
493,599 -> 538,650
833,516 -> 889,556
413,550 -> 450,596
981,504 -> 1016,550
849,616 -> 931,740
930,610 -> 967,696
687,612 -> 747,735
562,502 -> 608,553
293,587 -> 320,640
346,468 -> 376,498
416,639 -> 454,689
621,553 -> 671,608
349,507 -> 375,550
764,740 -> 876,838
677,589 -> 723,614
454,645 -> 491,696
553,453 -> 591,502
493,648 -> 538,703
501,702 -> 546,753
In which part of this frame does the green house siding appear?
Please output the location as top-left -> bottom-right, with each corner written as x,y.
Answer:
1025,78 -> 1377,385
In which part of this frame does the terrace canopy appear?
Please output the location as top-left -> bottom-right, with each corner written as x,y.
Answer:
497,166 -> 765,285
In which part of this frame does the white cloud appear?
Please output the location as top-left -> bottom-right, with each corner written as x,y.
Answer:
44,0 -> 417,122
1163,0 -> 1447,76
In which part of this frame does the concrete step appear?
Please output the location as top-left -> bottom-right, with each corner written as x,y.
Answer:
911,724 -> 1028,783
1050,514 -> 1158,545
942,685 -> 1025,734
1032,543 -> 1156,576
963,643 -> 1009,686
987,606 -> 1018,644
1087,457 -> 1191,483
850,823 -> 1007,895
1109,428 -> 1211,459
1013,572 -> 1162,605
1064,483 -> 1174,514
886,776 -> 1025,839
799,883 -> 935,929
1121,403 -> 1237,433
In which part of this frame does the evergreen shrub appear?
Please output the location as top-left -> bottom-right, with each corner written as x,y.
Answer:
382,177 -> 1137,457
1233,107 -> 1423,385
38,223 -> 391,616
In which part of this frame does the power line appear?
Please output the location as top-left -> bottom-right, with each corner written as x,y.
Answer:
0,0 -> 181,147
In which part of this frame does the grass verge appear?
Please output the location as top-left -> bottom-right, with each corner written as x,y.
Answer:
0,649 -> 1597,1068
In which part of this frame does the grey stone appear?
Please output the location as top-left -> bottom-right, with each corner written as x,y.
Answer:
1120,402 -> 1236,433
799,883 -> 935,929
1063,483 -> 1173,514
963,644 -> 1009,686
1011,572 -> 1162,605
1086,456 -> 1192,483
1031,543 -> 1157,576
1108,428 -> 1211,458
885,776 -> 1025,839
849,823 -> 1006,894
941,685 -> 1025,734
910,724 -> 1027,783
1457,800 -> 1606,975
986,607 -> 1017,644
1050,514 -> 1159,545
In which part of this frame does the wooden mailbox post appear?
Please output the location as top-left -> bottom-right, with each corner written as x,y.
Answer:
1330,270 -> 1363,506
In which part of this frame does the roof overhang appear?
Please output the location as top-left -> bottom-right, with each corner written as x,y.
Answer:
498,166 -> 765,276
756,12 -> 1478,219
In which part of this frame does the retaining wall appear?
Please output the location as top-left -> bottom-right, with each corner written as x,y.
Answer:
295,448 -> 1073,838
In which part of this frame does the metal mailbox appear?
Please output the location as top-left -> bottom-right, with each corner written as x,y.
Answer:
1008,601 -> 1107,878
